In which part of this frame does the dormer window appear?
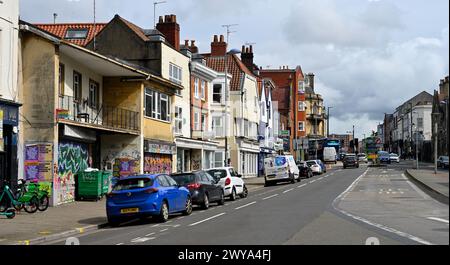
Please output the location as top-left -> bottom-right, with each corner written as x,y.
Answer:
65,28 -> 89,39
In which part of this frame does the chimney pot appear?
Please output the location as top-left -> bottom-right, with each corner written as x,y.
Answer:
159,16 -> 163,23
219,35 -> 224,42
165,15 -> 170,22
213,35 -> 218,42
156,13 -> 181,51
185,40 -> 189,46
242,45 -> 245,53
171,14 -> 176,22
250,45 -> 253,53
245,47 -> 249,53
191,40 -> 196,47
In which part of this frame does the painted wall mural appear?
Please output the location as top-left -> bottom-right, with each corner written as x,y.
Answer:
113,158 -> 140,177
144,153 -> 172,174
57,141 -> 89,204
24,143 -> 53,182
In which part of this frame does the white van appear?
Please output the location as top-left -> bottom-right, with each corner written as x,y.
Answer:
323,147 -> 337,164
264,155 -> 300,186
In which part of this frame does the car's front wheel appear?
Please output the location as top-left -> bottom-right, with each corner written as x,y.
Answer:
218,191 -> 225,205
229,188 -> 237,201
240,185 -> 248,198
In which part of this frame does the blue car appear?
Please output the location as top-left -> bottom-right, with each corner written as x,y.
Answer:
378,151 -> 391,164
106,174 -> 192,226
316,160 -> 327,173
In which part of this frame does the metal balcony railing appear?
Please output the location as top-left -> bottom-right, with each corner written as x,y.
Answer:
57,95 -> 140,132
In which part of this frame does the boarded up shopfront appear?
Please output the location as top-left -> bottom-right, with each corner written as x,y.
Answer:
144,140 -> 176,174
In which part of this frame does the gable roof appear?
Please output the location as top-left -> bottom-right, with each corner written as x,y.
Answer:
114,15 -> 151,41
35,23 -> 107,46
205,54 -> 256,91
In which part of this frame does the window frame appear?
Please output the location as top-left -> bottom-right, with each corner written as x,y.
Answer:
212,116 -> 223,137
174,106 -> 183,134
194,77 -> 199,99
65,28 -> 89,39
88,79 -> 99,109
73,71 -> 82,102
194,111 -> 200,131
201,80 -> 206,100
169,63 -> 182,85
298,121 -> 305,132
59,63 -> 65,96
212,83 -> 223,104
144,88 -> 171,122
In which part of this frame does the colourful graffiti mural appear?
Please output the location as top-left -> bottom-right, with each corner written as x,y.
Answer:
24,143 -> 53,182
57,141 -> 89,204
113,158 -> 140,177
144,154 -> 172,174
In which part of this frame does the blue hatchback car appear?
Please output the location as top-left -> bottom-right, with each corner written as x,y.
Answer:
378,151 -> 391,164
106,174 -> 192,226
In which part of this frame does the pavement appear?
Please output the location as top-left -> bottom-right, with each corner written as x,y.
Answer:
405,168 -> 449,205
0,200 -> 107,245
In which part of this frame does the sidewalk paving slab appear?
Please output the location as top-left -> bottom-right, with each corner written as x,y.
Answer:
0,200 -> 107,245
405,169 -> 449,205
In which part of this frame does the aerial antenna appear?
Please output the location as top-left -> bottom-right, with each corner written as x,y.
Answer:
154,1 -> 167,29
93,0 -> 97,51
53,13 -> 58,24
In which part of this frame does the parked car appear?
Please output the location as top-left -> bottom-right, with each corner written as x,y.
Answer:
343,155 -> 359,169
357,153 -> 368,163
316,160 -> 327,173
306,160 -> 323,175
389,153 -> 400,163
106,174 -> 192,226
297,161 -> 313,179
437,156 -> 449,168
378,151 -> 391,164
323,147 -> 337,164
207,167 -> 248,200
339,152 -> 347,161
264,155 -> 300,186
171,171 -> 224,210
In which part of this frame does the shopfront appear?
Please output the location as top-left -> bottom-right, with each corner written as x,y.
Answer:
144,139 -> 176,174
0,100 -> 21,187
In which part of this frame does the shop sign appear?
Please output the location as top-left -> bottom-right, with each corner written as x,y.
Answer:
144,140 -> 176,154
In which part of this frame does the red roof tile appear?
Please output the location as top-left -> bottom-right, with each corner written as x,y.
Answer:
205,54 -> 256,91
35,23 -> 107,46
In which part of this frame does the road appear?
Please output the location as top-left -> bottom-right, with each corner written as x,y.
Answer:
47,162 -> 449,245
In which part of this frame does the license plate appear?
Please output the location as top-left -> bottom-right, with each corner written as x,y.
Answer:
267,175 -> 276,179
120,208 -> 139,214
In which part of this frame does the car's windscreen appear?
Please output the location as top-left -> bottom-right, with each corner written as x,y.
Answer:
113,178 -> 153,191
207,170 -> 227,181
345,156 -> 356,161
306,161 -> 316,166
442,156 -> 449,161
171,174 -> 196,185
275,157 -> 287,166
379,151 -> 389,156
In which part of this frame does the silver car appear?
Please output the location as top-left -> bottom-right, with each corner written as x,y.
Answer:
389,153 -> 400,163
357,154 -> 368,163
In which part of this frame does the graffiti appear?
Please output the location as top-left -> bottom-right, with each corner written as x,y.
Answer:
57,142 -> 89,204
24,144 -> 53,182
113,158 -> 140,177
144,154 -> 172,174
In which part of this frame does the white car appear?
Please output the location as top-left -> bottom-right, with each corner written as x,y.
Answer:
389,153 -> 400,163
306,160 -> 323,175
207,167 -> 248,201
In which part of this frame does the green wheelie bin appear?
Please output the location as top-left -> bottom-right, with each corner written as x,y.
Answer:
101,171 -> 112,196
77,170 -> 103,201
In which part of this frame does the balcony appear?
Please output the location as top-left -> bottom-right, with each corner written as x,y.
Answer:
192,130 -> 216,141
57,95 -> 140,132
307,113 -> 326,121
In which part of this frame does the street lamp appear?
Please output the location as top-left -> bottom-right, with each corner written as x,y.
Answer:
432,112 -> 440,174
327,106 -> 333,138
222,24 -> 239,167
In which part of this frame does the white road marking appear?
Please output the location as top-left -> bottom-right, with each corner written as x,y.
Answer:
174,224 -> 181,227
427,217 -> 449,224
283,188 -> 294,194
262,194 -> 279,200
178,216 -> 184,219
159,228 -> 169,232
188,212 -> 226,226
318,177 -> 324,180
116,243 -> 124,245
309,180 -> 317,183
166,220 -> 172,223
235,201 -> 257,210
131,237 -> 156,243
151,224 -> 159,227
298,184 -> 307,188
332,169 -> 434,245
401,173 -> 430,199
145,233 -> 155,237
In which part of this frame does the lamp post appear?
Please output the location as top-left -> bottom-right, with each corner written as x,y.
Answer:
327,106 -> 333,138
222,24 -> 239,167
432,112 -> 440,174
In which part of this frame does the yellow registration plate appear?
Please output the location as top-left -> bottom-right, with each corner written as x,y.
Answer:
120,208 -> 139,214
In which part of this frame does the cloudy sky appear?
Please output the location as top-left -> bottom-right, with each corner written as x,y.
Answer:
20,0 -> 449,139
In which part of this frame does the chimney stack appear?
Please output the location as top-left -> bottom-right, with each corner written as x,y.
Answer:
211,34 -> 227,56
156,14 -> 180,51
190,40 -> 198,54
241,45 -> 254,72
306,73 -> 315,92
